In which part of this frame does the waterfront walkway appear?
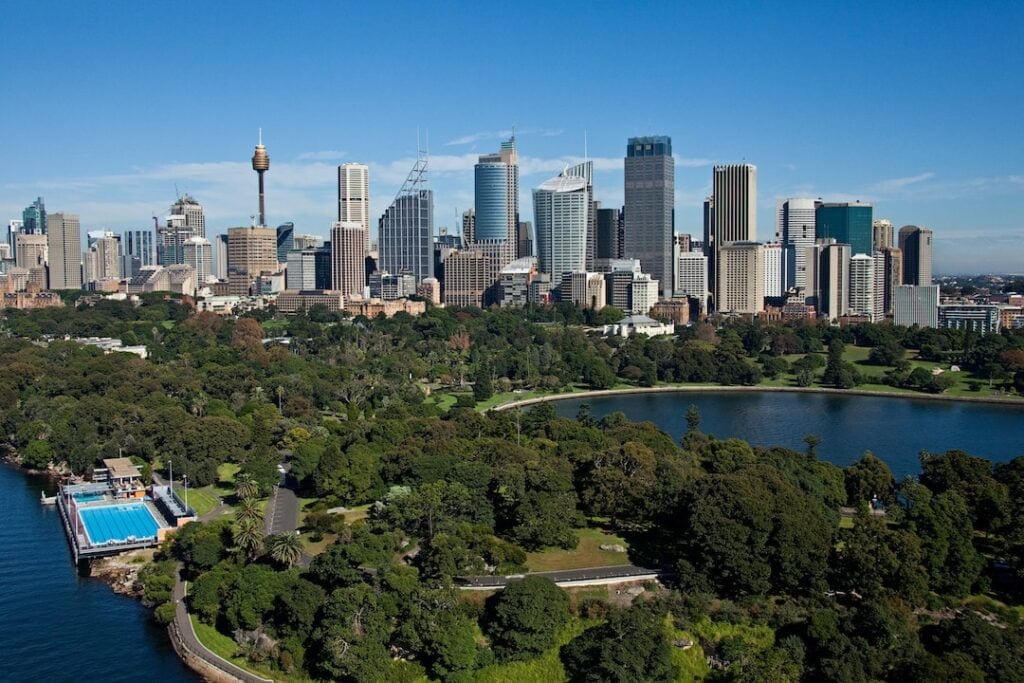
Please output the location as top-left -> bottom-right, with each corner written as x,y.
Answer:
170,569 -> 272,683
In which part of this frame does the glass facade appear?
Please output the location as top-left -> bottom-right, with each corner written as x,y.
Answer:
815,203 -> 873,256
277,222 -> 294,262
473,164 -> 510,241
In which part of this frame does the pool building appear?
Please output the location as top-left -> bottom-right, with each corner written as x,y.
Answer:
57,458 -> 196,563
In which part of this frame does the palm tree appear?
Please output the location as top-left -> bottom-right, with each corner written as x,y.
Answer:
266,533 -> 304,569
235,495 -> 263,525
235,473 -> 260,501
233,517 -> 264,559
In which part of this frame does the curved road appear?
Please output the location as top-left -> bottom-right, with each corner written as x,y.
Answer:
457,564 -> 669,590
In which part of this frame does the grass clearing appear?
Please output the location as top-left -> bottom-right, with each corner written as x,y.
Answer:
300,531 -> 337,556
526,526 -> 631,572
473,618 -> 594,683
183,486 -> 219,516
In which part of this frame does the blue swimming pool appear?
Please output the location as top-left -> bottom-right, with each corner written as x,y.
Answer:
78,504 -> 160,545
73,493 -> 105,503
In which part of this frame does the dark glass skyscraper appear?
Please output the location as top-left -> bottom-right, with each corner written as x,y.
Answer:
277,222 -> 294,262
815,202 -> 873,256
596,207 -> 621,259
22,197 -> 46,234
624,136 -> 674,298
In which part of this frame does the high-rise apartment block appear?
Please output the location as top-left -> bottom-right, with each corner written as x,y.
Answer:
83,231 -> 121,286
898,225 -> 933,286
624,136 -> 674,298
872,219 -> 894,251
338,163 -> 370,253
876,247 -> 902,315
710,164 -> 757,309
811,241 -> 851,321
443,249 -> 489,307
716,241 -> 764,314
47,212 -> 82,290
763,242 -> 784,298
330,221 -> 367,298
848,253 -> 879,321
894,284 -> 939,327
815,202 -> 872,256
674,250 -> 708,314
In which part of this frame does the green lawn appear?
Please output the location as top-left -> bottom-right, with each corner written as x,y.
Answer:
183,486 -> 219,516
525,527 -> 631,572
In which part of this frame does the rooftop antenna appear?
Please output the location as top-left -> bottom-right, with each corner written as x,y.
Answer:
584,129 -> 588,162
259,127 -> 263,146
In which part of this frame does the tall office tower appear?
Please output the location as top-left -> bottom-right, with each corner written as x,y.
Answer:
711,164 -> 757,309
674,251 -> 709,314
83,231 -> 121,285
46,212 -> 82,289
624,136 -> 674,298
226,225 -> 277,295
338,163 -> 370,252
182,236 -> 213,283
778,198 -> 818,295
125,230 -> 154,269
560,271 -> 606,310
872,219 -> 894,251
313,245 -> 332,289
516,221 -> 533,259
717,242 -> 764,314
701,195 -> 714,256
214,234 -> 229,279
443,249 -> 489,307
815,201 -> 872,256
7,220 -> 22,252
286,249 -> 318,290
473,135 -> 519,272
849,253 -> 878,321
674,233 -> 691,254
330,221 -> 367,297
379,155 -> 433,283
22,197 -> 46,234
876,247 -> 902,315
276,222 -> 294,262
292,234 -> 324,250
14,232 -> 48,272
898,225 -> 933,286
252,132 -> 270,226
894,284 -> 939,328
533,168 -> 590,279
169,194 -> 206,238
596,207 -> 621,259
461,209 -> 476,244
158,215 -> 192,265
559,162 -> 595,269
814,242 -> 852,321
762,242 -> 784,298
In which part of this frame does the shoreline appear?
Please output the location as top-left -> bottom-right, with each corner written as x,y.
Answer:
491,384 -> 1024,412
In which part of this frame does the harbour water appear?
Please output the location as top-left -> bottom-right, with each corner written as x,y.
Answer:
554,391 -> 1024,478
0,464 -> 195,682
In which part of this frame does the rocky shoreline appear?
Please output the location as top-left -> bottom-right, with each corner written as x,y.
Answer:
89,550 -> 152,599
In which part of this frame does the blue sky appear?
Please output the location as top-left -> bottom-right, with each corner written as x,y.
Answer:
2,1 -> 1022,273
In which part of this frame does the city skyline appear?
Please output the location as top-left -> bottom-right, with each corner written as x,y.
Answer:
2,2 -> 1022,273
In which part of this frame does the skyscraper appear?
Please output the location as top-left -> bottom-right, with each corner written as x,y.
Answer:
898,225 -> 933,286
182,236 -> 213,283
22,197 -> 46,234
161,195 -> 206,266
596,207 -> 621,260
443,249 -> 489,307
227,226 -> 277,295
812,242 -> 851,321
84,230 -> 121,285
674,250 -> 709,314
14,233 -> 47,270
338,163 -> 370,253
473,135 -> 519,271
125,229 -> 154,273
533,165 -> 590,279
716,241 -> 764,314
872,219 -> 894,251
169,194 -> 206,237
516,221 -> 533,260
815,201 -> 872,256
849,253 -> 878,321
895,284 -> 939,328
214,234 -> 229,280
47,212 -> 82,290
778,198 -> 817,295
276,222 -> 294,262
286,249 -> 318,290
624,136 -> 674,298
876,246 -> 902,315
330,221 -> 367,298
763,242 -> 784,298
379,154 -> 433,285
710,164 -> 757,310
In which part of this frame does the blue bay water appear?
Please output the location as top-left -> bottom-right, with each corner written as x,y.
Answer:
554,391 -> 1024,478
0,464 -> 195,682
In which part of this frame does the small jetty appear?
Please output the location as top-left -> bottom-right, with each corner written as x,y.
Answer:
40,491 -> 57,505
57,457 -> 197,564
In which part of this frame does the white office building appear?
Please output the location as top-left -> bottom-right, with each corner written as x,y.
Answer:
894,284 -> 939,328
674,250 -> 709,314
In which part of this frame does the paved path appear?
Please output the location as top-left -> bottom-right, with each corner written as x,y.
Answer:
457,564 -> 668,590
264,470 -> 299,536
171,568 -> 272,683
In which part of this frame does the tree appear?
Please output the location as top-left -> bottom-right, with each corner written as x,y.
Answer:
561,606 -> 677,683
267,532 -> 305,569
235,473 -> 260,500
233,517 -> 264,559
484,576 -> 570,661
235,495 -> 264,525
803,434 -> 822,458
685,404 -> 701,433
472,364 -> 493,402
844,452 -> 896,507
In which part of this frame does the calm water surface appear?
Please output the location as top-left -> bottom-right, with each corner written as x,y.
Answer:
554,391 -> 1024,478
0,464 -> 195,682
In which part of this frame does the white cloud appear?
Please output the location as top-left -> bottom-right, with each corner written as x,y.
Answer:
868,172 -> 936,194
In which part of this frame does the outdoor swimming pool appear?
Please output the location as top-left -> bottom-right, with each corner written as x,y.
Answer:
78,504 -> 160,545
73,493 -> 105,503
